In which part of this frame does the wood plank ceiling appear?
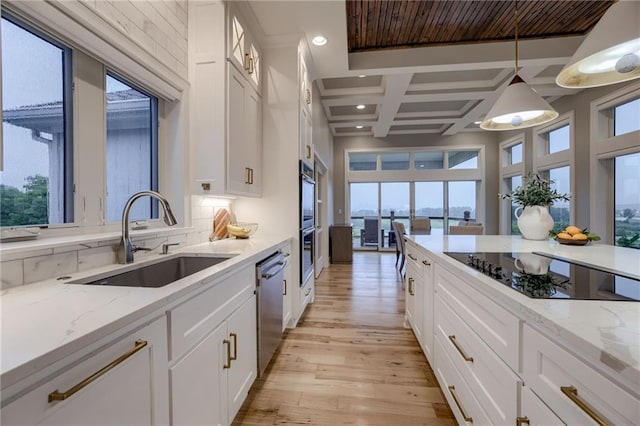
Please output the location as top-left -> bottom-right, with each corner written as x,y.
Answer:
346,0 -> 614,53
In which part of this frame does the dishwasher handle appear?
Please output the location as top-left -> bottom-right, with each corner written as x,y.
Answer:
261,261 -> 287,279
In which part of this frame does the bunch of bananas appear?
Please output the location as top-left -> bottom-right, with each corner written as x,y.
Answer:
226,222 -> 258,238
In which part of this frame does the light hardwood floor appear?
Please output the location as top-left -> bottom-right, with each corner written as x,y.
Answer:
233,252 -> 455,426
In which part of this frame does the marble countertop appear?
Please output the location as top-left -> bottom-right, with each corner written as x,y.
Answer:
407,235 -> 640,395
0,234 -> 290,390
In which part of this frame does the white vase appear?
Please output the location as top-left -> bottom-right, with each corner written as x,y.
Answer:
514,205 -> 554,240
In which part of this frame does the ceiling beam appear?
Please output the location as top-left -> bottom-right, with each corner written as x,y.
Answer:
372,74 -> 413,138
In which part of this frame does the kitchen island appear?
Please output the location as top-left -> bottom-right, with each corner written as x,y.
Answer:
405,234 -> 639,425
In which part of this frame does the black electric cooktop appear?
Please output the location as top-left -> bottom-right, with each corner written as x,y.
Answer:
444,252 -> 640,301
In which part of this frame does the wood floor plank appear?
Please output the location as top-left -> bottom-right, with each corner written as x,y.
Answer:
232,252 -> 454,425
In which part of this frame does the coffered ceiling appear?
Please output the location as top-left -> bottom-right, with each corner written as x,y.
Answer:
246,0 -> 615,137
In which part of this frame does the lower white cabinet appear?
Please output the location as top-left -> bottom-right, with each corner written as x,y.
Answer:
405,254 -> 423,346
519,386 -> 564,426
171,295 -> 257,426
1,316 -> 169,426
522,325 -> 639,425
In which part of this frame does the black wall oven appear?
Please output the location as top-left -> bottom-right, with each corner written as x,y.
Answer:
300,162 -> 315,286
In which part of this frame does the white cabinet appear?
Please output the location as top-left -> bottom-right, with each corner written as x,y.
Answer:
227,7 -> 261,95
522,325 -> 639,425
2,316 -> 169,426
170,264 -> 257,426
282,244 -> 293,330
227,63 -> 262,196
405,248 -> 423,346
420,251 -> 435,363
189,0 -> 262,197
519,386 -> 564,426
299,106 -> 313,169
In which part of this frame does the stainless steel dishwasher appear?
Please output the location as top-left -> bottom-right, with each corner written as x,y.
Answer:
256,251 -> 286,376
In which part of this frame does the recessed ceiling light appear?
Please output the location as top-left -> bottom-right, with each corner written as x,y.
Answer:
312,35 -> 327,46
358,75 -> 366,78
356,125 -> 364,129
356,104 -> 366,110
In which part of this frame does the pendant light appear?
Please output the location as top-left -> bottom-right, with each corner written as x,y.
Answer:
480,0 -> 558,131
556,0 -> 640,88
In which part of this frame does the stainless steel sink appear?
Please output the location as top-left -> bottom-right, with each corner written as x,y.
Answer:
70,255 -> 232,288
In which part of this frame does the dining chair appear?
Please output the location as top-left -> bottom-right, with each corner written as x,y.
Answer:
392,221 -> 407,275
410,217 -> 431,233
449,225 -> 484,235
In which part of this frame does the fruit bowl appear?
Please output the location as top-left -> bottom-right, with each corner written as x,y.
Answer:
227,222 -> 258,239
555,237 -> 589,246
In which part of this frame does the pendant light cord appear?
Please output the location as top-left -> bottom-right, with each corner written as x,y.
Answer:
514,0 -> 519,74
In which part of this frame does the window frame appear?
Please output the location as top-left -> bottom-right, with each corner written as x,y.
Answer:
590,82 -> 640,244
498,134 -> 525,235
533,112 -> 575,228
1,10 -> 74,227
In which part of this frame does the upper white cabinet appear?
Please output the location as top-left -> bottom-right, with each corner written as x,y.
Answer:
189,0 -> 263,197
298,53 -> 314,168
228,12 -> 262,95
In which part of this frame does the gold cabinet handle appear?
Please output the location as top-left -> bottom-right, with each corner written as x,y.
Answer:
284,252 -> 290,258
249,56 -> 255,74
305,88 -> 312,104
407,253 -> 417,261
230,332 -> 238,361
223,339 -> 231,369
422,260 -> 431,266
408,277 -> 415,295
244,53 -> 251,71
283,279 -> 287,296
561,386 -> 607,426
48,339 -> 148,403
448,385 -> 473,423
448,335 -> 474,362
306,145 -> 312,159
516,417 -> 530,426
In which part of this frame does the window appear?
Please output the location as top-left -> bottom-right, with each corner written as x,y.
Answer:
448,181 -> 476,229
614,152 -> 640,249
547,125 -> 570,154
448,150 -> 478,169
0,13 -> 73,227
504,143 -> 522,165
415,181 -> 444,229
380,152 -> 409,170
414,151 -> 443,169
614,98 -> 640,136
507,175 -> 522,235
106,74 -> 158,222
349,153 -> 376,171
542,166 -> 571,232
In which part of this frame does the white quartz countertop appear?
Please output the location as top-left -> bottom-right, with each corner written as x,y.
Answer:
408,234 -> 640,394
0,234 -> 290,390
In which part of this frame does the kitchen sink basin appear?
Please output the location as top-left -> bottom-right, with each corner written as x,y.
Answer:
70,255 -> 232,288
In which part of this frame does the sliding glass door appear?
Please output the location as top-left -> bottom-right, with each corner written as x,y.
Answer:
447,181 -> 477,230
381,182 -> 410,249
415,182 -> 444,231
350,183 -> 379,250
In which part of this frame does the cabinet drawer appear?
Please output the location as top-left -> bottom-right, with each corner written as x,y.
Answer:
169,264 -> 255,361
436,293 -> 521,425
520,386 -> 564,426
434,336 -> 492,426
523,325 -> 639,425
405,243 -> 425,279
435,265 -> 520,371
2,317 -> 168,426
301,279 -> 314,309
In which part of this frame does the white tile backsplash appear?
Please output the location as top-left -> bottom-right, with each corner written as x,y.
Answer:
1,260 -> 24,290
78,246 -> 116,271
24,252 -> 79,283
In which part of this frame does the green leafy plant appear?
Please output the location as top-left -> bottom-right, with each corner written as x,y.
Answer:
499,174 -> 570,207
512,272 -> 569,298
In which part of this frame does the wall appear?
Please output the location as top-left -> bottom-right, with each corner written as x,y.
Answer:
332,132 -> 500,234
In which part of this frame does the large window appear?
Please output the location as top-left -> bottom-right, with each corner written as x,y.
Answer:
499,136 -> 525,235
0,14 -> 72,227
507,175 -> 522,235
614,152 -> 640,249
542,166 -> 571,232
106,74 -> 158,222
614,98 -> 640,136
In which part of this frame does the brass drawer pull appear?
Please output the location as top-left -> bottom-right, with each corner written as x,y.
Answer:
244,53 -> 251,71
306,145 -> 312,159
408,277 -> 415,295
422,260 -> 431,266
448,385 -> 473,423
561,386 -> 607,425
223,339 -> 232,369
407,253 -> 417,261
230,332 -> 238,361
449,335 -> 474,362
516,417 -> 530,426
48,339 -> 148,403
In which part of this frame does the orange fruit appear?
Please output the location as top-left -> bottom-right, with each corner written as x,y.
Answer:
565,225 -> 582,235
557,232 -> 572,239
572,233 -> 588,240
